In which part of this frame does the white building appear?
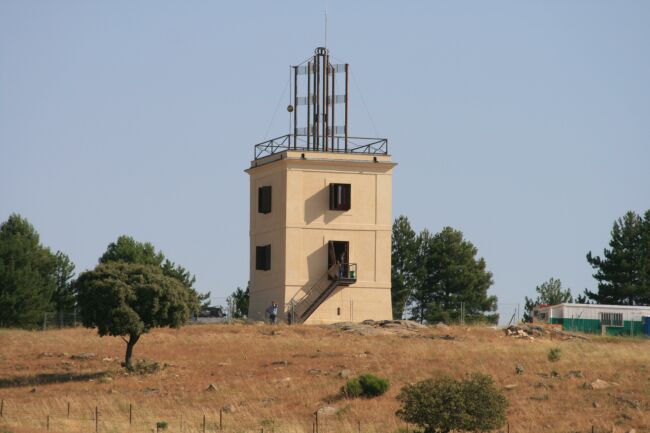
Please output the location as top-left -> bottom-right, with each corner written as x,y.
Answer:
532,303 -> 650,336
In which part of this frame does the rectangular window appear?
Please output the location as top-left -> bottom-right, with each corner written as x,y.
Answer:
600,312 -> 623,327
258,186 -> 272,214
255,244 -> 271,271
329,183 -> 351,211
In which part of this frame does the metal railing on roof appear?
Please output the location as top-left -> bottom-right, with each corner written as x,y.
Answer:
253,134 -> 388,160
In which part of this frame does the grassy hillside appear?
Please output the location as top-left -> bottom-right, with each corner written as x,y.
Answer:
0,323 -> 649,433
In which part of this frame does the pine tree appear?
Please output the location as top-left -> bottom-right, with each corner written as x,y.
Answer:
0,214 -> 57,327
412,227 -> 497,324
52,251 -> 76,313
586,211 -> 649,305
391,216 -> 420,319
523,278 -> 572,322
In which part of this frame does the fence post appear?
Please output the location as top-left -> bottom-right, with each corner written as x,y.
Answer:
129,403 -> 132,425
315,411 -> 319,433
357,420 -> 361,433
95,406 -> 98,433
220,409 -> 223,430
507,422 -> 510,433
1,399 -> 4,417
47,415 -> 50,430
67,401 -> 70,418
203,414 -> 206,433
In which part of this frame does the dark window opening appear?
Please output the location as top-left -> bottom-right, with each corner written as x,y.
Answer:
258,186 -> 272,214
601,312 -> 623,327
256,244 -> 271,271
337,307 -> 341,316
328,241 -> 349,269
329,183 -> 351,211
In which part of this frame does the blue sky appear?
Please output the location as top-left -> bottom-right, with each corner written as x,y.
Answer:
1,1 -> 649,321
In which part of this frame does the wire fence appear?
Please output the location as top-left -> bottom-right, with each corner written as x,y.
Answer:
0,398 -> 403,433
0,398 -> 624,433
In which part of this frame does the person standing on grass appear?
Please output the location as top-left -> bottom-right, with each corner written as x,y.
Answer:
266,301 -> 278,324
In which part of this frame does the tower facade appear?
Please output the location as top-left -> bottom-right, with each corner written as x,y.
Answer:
246,48 -> 396,324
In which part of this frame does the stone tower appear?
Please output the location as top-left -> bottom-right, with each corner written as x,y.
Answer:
246,47 -> 396,324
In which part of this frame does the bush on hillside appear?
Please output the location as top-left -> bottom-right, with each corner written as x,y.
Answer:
548,347 -> 561,362
343,374 -> 390,398
343,378 -> 363,398
396,373 -> 508,433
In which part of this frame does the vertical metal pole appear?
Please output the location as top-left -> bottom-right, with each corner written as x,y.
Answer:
67,402 -> 70,418
315,411 -> 319,433
323,52 -> 328,151
1,399 -> 4,417
314,54 -> 320,150
95,406 -> 98,433
293,66 -> 298,149
331,65 -> 336,151
344,63 -> 349,152
129,404 -> 132,424
43,313 -> 46,331
220,409 -> 223,430
203,414 -> 206,433
307,61 -> 311,150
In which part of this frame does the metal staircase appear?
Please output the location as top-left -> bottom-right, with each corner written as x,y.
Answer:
287,263 -> 357,324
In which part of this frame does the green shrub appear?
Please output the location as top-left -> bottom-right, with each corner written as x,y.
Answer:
396,373 -> 508,433
343,378 -> 363,398
358,373 -> 390,397
548,347 -> 561,362
343,374 -> 390,398
156,421 -> 168,431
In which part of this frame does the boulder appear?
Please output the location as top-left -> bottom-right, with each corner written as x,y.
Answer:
588,379 -> 612,390
317,406 -> 338,416
338,369 -> 351,378
71,353 -> 96,360
206,383 -> 218,392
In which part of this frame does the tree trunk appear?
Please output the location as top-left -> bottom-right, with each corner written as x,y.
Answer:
124,334 -> 140,370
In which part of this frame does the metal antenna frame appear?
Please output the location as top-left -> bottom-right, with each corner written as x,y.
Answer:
292,47 -> 349,152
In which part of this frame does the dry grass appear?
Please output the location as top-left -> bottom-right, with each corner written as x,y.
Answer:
0,324 -> 649,433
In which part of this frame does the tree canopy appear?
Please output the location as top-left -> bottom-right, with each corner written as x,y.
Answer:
99,235 -> 198,294
0,214 -> 57,327
76,261 -> 199,368
391,217 -> 498,324
413,227 -> 497,324
227,284 -> 250,319
391,216 -> 419,319
53,251 -> 76,313
523,278 -> 572,322
585,210 -> 650,305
